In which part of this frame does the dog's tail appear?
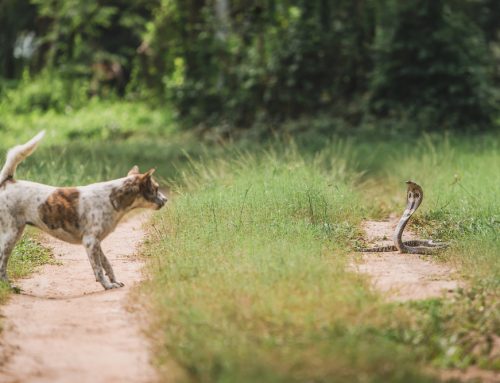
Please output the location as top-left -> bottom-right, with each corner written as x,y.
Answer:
0,131 -> 45,184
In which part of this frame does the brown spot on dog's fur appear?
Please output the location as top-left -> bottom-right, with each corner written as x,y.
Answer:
39,188 -> 80,235
110,178 -> 139,210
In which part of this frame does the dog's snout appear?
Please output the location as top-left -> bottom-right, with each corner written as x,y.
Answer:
156,193 -> 168,209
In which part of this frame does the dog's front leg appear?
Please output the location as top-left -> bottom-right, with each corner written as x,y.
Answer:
99,248 -> 124,287
83,236 -> 121,290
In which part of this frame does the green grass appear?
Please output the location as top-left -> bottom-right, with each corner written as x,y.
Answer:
0,99 -> 206,185
144,151 -> 438,382
143,133 -> 499,382
0,99 -> 176,146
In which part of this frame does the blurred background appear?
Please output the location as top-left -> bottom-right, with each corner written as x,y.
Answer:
1,0 -> 499,136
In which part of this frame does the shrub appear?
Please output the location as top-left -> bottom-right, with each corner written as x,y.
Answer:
1,70 -> 89,113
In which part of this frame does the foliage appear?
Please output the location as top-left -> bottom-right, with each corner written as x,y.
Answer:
148,0 -> 377,128
142,0 -> 499,130
370,0 -> 495,129
1,0 -> 499,132
0,70 -> 89,113
1,0 -> 155,96
0,0 -> 37,79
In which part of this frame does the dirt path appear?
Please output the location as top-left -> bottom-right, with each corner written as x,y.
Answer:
0,212 -> 156,383
352,219 -> 461,301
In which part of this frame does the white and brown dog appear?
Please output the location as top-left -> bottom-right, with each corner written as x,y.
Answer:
0,131 -> 167,290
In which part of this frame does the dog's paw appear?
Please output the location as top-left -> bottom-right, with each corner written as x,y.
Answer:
104,282 -> 125,290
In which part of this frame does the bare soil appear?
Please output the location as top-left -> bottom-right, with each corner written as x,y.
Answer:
0,212 -> 156,383
352,219 -> 461,301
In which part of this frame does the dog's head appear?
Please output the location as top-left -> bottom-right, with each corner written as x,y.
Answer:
128,166 -> 168,210
110,166 -> 168,211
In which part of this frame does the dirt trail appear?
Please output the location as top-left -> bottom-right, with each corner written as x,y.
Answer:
0,212 -> 156,383
353,219 -> 461,301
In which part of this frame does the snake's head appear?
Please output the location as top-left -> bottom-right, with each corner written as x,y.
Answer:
405,180 -> 424,211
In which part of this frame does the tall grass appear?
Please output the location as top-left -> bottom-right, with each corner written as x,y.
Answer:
143,150 -> 443,382
143,132 -> 499,381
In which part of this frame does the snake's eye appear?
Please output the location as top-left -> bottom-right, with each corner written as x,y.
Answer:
408,192 -> 412,198
415,193 -> 420,198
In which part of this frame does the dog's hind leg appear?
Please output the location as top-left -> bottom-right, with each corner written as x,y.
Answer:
83,235 -> 123,290
99,248 -> 124,287
0,221 -> 25,286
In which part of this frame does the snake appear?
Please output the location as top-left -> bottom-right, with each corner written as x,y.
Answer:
359,181 -> 448,255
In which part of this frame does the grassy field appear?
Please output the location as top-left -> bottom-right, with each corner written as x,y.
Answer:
1,100 -> 498,381
143,133 -> 499,382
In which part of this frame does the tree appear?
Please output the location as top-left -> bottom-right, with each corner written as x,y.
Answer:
370,0 -> 495,129
0,0 -> 36,79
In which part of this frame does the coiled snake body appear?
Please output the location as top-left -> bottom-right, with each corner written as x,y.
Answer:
360,181 -> 448,255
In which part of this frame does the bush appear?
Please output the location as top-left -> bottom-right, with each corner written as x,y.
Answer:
153,1 -> 375,130
1,70 -> 89,113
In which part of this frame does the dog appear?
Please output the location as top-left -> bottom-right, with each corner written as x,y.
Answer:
0,131 -> 167,290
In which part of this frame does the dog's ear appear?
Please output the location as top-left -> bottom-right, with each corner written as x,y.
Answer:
142,168 -> 156,179
128,165 -> 140,176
